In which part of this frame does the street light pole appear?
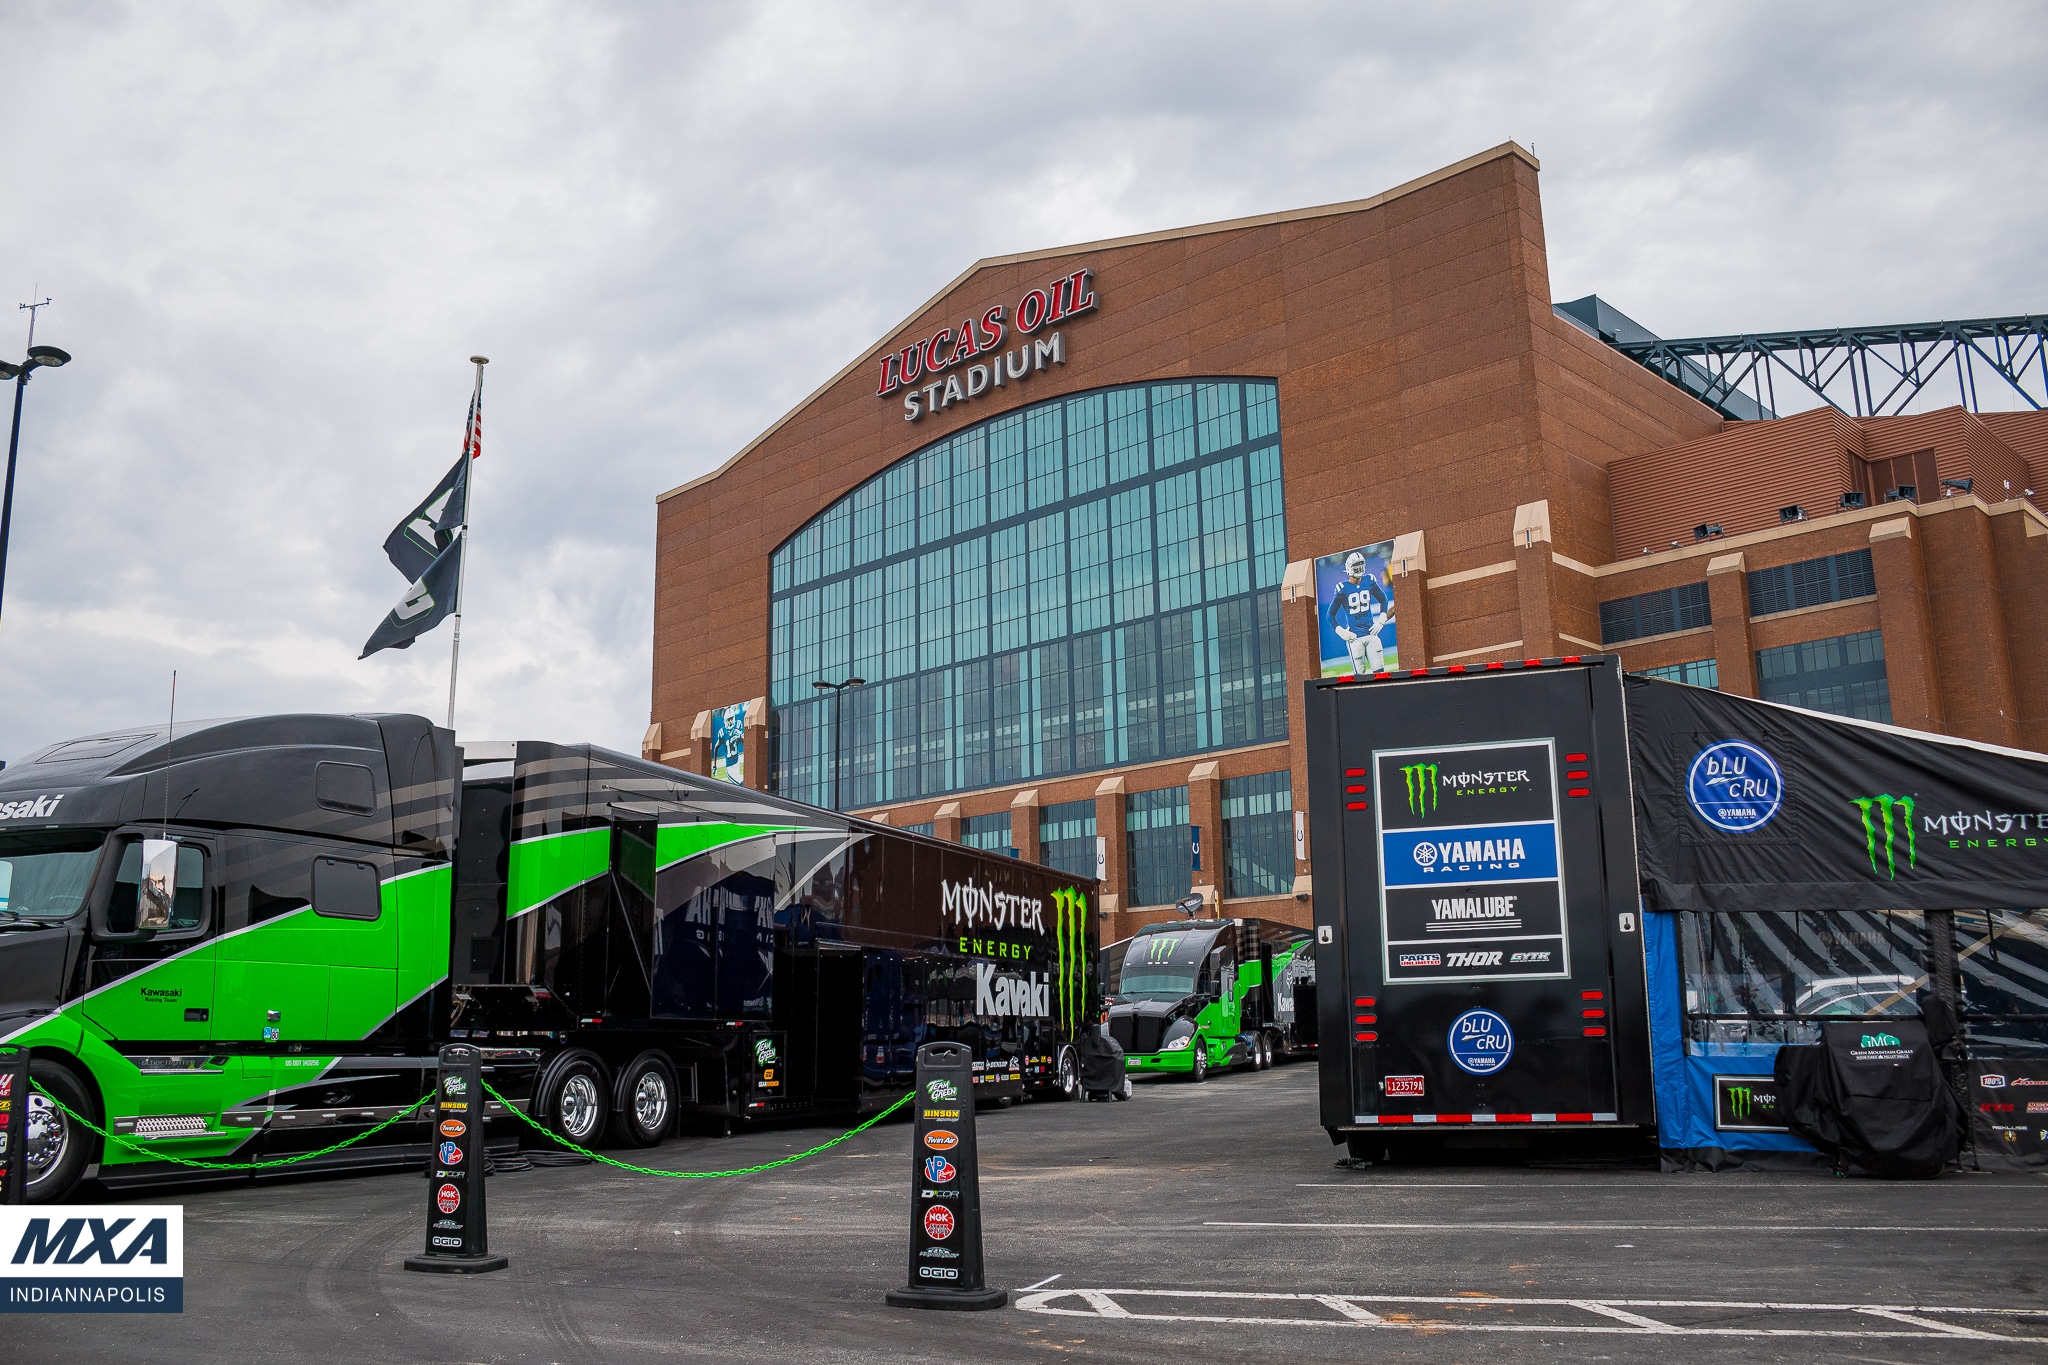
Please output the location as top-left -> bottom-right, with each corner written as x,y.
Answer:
0,337 -> 74,639
811,676 -> 866,811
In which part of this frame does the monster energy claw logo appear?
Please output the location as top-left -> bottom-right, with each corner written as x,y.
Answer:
1400,764 -> 1439,817
1727,1085 -> 1759,1119
1050,886 -> 1089,1038
1852,794 -> 1917,879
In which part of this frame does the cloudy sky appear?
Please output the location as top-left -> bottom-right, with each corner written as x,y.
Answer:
0,2 -> 2039,762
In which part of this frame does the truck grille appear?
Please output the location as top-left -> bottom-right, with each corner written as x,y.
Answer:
1110,1016 -> 1168,1055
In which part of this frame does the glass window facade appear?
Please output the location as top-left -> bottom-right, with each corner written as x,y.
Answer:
1757,629 -> 1890,721
1222,771 -> 1293,899
1747,549 -> 1875,617
960,812 -> 1012,853
1038,799 -> 1097,882
769,380 -> 1287,807
1635,658 -> 1719,688
1126,786 -> 1191,908
1599,582 -> 1711,645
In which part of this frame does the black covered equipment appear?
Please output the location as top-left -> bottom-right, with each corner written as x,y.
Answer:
1773,1020 -> 1962,1178
1077,1027 -> 1129,1101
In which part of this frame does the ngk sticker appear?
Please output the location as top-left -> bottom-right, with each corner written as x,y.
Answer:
923,1205 -> 955,1241
436,1183 -> 461,1215
439,1119 -> 466,1137
923,1129 -> 959,1151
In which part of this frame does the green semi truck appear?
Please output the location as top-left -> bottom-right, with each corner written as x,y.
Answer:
0,714 -> 1098,1203
1100,917 -> 1317,1081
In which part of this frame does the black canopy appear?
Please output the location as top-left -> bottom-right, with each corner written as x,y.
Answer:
1627,676 -> 2048,914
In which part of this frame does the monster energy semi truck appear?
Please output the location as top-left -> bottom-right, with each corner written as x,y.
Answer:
0,714 -> 1098,1202
1100,918 -> 1317,1081
1304,656 -> 1655,1158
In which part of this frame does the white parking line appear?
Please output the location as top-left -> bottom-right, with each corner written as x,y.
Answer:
1015,1287 -> 2048,1340
1205,1220 -> 2048,1233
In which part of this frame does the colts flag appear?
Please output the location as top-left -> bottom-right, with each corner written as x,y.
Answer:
361,389 -> 482,658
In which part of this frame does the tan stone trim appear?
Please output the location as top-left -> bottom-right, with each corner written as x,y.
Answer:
656,142 -> 1539,504
1433,638 -> 1524,663
1588,493 -> 2048,576
1749,593 -> 1877,625
1559,632 -> 1603,651
1290,874 -> 1314,898
934,801 -> 962,819
1187,760 -> 1221,781
853,741 -> 1292,823
1705,552 -> 1746,576
1870,517 -> 1913,543
1280,557 -> 1315,602
1426,560 -> 1516,590
1011,788 -> 1040,808
1609,624 -> 1713,650
659,748 -> 691,762
1551,552 -> 1598,577
1513,499 -> 1552,547
1390,530 -> 1427,577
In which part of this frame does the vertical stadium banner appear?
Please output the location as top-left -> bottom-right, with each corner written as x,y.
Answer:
710,703 -> 746,786
1316,539 -> 1399,677
1626,675 -> 2048,913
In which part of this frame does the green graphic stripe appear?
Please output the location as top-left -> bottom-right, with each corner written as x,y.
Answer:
2,863 -> 454,1167
506,828 -> 611,919
484,1080 -> 911,1178
654,822 -> 797,873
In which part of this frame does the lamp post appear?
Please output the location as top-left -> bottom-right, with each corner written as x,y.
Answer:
811,676 -> 866,811
0,342 -> 73,636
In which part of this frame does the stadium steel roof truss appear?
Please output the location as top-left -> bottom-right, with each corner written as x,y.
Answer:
1612,314 -> 2047,421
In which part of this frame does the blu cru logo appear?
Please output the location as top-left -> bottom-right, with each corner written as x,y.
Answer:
1446,1009 -> 1514,1076
1686,741 -> 1784,832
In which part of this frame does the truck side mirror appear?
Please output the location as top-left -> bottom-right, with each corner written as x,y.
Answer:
137,838 -> 177,931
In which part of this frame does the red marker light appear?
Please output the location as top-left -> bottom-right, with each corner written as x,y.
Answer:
1448,664 -> 1467,673
1485,661 -> 1504,670
1524,658 -> 1542,667
1345,768 -> 1366,777
1346,801 -> 1370,811
1345,784 -> 1367,793
1409,668 -> 1428,677
1567,770 -> 1589,780
1356,1032 -> 1378,1042
1565,753 -> 1587,763
1567,787 -> 1592,797
1373,670 -> 1391,679
1355,997 -> 1375,1008
1581,990 -> 1604,1000
1561,655 -> 1582,663
1583,1008 -> 1606,1019
1583,1027 -> 1607,1038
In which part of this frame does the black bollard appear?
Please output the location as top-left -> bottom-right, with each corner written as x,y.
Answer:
885,1041 -> 1006,1311
0,1046 -> 28,1205
404,1042 -> 507,1274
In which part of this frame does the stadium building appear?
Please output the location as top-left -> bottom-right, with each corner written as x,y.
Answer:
649,142 -> 2048,940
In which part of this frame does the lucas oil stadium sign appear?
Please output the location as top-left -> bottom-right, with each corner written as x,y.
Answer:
876,267 -> 1098,422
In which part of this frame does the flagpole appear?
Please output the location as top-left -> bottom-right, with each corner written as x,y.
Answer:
446,355 -> 487,731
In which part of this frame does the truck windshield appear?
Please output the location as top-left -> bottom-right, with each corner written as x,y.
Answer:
1105,928 -> 1218,1001
0,831 -> 106,918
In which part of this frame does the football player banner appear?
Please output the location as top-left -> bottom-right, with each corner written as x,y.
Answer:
710,703 -> 746,785
1316,539 -> 1399,676
885,1041 -> 1005,1311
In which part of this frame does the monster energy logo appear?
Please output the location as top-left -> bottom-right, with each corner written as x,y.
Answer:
1726,1085 -> 1760,1119
1050,886 -> 1090,1038
1852,794 -> 1917,879
1400,764 -> 1439,817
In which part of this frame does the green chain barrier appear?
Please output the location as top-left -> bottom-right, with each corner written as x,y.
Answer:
29,1081 -> 435,1172
481,1081 -> 915,1178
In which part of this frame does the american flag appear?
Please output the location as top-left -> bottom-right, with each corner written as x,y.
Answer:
463,388 -> 483,461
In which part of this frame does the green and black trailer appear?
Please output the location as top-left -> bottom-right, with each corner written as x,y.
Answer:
0,714 -> 1098,1202
1099,917 -> 1317,1081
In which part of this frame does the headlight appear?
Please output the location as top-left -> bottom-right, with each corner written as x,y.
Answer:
1164,1034 -> 1193,1051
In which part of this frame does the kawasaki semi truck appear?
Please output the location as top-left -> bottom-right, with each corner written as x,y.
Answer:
0,714 -> 1098,1202
1100,917 -> 1317,1081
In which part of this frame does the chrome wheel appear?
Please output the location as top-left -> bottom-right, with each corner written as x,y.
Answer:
558,1073 -> 602,1141
632,1070 -> 670,1133
24,1093 -> 66,1185
1058,1048 -> 1079,1099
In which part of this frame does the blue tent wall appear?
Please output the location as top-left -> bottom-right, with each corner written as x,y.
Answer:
1646,910 -> 1816,1165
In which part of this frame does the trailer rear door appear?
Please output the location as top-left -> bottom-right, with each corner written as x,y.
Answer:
1309,659 -> 1652,1133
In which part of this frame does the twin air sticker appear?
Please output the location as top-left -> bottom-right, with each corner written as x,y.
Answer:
923,1129 -> 959,1151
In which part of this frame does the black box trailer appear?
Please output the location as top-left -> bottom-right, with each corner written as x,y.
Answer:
0,717 -> 1098,1201
1305,655 -> 2048,1170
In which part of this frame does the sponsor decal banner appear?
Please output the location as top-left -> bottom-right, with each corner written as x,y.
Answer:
1316,540 -> 1400,676
1374,741 -> 1569,984
408,1043 -> 498,1269
893,1041 -> 997,1305
1971,1060 -> 2048,1170
1628,674 -> 2048,913
1714,1074 -> 1788,1132
1,1206 -> 183,1313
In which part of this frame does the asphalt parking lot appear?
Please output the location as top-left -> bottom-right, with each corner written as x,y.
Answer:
35,1061 -> 2048,1363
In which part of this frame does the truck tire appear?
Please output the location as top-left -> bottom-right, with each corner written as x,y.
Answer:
608,1052 -> 675,1148
1256,1032 -> 1274,1070
1055,1046 -> 1080,1101
1188,1044 -> 1209,1083
25,1062 -> 96,1205
537,1052 -> 610,1148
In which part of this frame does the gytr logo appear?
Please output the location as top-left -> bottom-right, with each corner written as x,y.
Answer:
1400,763 -> 1438,817
2,1206 -> 184,1313
1852,794 -> 1917,879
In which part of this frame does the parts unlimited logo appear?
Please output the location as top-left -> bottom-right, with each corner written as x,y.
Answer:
1851,794 -> 1917,879
1400,764 -> 1439,817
